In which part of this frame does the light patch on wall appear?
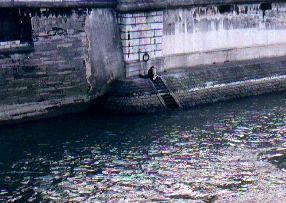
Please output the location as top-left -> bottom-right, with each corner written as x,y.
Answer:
118,11 -> 163,62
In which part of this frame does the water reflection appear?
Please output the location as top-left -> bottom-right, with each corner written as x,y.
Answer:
0,92 -> 286,202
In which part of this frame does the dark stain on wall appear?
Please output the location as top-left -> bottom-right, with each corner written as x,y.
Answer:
163,3 -> 286,36
0,8 -> 33,44
20,8 -> 91,18
218,5 -> 232,13
260,3 -> 272,20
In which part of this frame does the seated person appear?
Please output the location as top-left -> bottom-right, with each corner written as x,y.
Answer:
148,66 -> 159,81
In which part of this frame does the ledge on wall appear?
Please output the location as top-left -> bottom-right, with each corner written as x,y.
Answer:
0,43 -> 34,55
0,0 -> 117,8
117,0 -> 285,12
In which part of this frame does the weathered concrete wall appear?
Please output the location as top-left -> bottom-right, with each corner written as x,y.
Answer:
85,8 -> 125,95
118,2 -> 286,77
104,56 -> 286,113
163,3 -> 286,69
117,0 -> 283,12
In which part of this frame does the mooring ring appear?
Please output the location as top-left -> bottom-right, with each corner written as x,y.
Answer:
143,52 -> 149,62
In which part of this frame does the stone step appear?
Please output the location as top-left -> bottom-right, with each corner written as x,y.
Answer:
151,77 -> 179,109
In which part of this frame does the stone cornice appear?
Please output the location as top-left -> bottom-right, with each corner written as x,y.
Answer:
0,0 -> 117,8
0,0 -> 284,10
117,0 -> 285,12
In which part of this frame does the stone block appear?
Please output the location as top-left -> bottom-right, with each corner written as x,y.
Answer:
154,44 -> 163,52
148,44 -> 157,52
134,31 -> 145,39
118,13 -> 134,18
0,42 -> 8,46
130,31 -> 141,39
132,12 -> 146,18
122,38 -> 140,47
124,53 -> 139,61
151,22 -> 163,29
122,45 -> 137,54
136,16 -> 147,24
139,37 -> 151,45
150,11 -> 163,16
120,17 -> 136,25
120,32 -> 129,40
2,44 -> 11,49
147,15 -> 163,23
154,37 -> 162,44
130,24 -> 150,31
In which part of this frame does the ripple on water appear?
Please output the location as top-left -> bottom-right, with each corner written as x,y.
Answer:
0,92 -> 286,202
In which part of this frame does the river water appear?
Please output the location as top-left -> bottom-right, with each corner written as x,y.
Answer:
0,92 -> 286,202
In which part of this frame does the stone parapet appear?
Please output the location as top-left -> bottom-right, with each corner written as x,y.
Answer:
0,0 -> 117,8
0,0 -> 282,10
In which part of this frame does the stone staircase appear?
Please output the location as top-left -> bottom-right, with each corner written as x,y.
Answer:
149,77 -> 181,109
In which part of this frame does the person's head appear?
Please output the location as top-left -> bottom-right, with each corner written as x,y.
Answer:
150,66 -> 154,69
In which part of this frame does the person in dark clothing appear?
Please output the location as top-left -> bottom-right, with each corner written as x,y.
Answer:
148,66 -> 159,81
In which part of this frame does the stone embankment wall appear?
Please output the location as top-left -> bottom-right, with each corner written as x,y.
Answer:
117,0 -> 277,11
105,56 -> 286,113
2,0 -> 286,123
0,6 -> 124,124
1,9 -> 88,106
118,2 -> 286,77
105,79 -> 165,112
166,59 -> 286,107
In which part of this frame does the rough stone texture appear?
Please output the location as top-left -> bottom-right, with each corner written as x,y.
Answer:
2,1 -> 286,123
105,56 -> 286,113
105,78 -> 165,113
165,57 -> 286,108
0,95 -> 94,125
0,0 -> 117,8
0,8 -> 124,124
125,57 -> 164,77
0,9 -> 89,106
85,8 -> 125,95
